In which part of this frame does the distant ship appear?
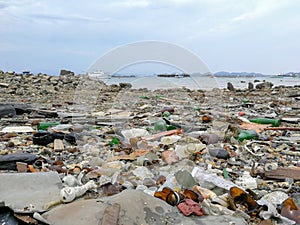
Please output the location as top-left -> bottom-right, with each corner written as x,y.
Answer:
87,70 -> 111,79
271,73 -> 297,78
157,73 -> 190,78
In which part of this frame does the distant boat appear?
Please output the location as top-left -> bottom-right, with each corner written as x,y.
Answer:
22,70 -> 31,75
88,70 -> 111,79
157,73 -> 190,78
271,73 -> 296,78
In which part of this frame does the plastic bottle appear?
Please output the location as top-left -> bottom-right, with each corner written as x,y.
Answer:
249,118 -> 281,127
237,130 -> 258,141
37,122 -> 60,131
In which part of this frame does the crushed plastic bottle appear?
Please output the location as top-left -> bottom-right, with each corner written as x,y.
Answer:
192,167 -> 236,191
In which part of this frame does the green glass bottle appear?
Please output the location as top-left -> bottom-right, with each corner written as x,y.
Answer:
162,111 -> 170,118
109,137 -> 119,146
237,130 -> 258,141
154,119 -> 167,132
249,118 -> 281,127
37,122 -> 60,131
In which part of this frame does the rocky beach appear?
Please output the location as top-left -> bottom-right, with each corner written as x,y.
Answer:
0,70 -> 300,225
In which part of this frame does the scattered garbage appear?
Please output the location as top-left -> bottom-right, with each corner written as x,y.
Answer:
0,71 -> 299,224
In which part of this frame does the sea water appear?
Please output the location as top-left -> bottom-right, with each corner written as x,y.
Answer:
101,76 -> 300,90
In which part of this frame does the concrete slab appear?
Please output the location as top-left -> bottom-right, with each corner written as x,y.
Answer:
42,189 -> 247,225
0,172 -> 62,213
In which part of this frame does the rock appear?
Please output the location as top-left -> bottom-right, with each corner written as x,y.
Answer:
0,82 -> 9,88
227,82 -> 235,91
60,69 -> 74,76
174,170 -> 197,189
200,133 -> 219,145
0,153 -> 38,170
32,132 -> 65,146
0,207 -> 19,225
256,82 -> 274,90
0,104 -> 16,118
248,82 -> 254,90
119,83 -> 132,89
208,148 -> 230,159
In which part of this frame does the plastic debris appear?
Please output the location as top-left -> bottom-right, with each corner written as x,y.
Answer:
60,180 -> 97,203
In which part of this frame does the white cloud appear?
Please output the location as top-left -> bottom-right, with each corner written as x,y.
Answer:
113,0 -> 151,8
0,0 -> 300,74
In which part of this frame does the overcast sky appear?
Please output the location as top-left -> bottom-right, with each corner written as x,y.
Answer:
0,0 -> 299,75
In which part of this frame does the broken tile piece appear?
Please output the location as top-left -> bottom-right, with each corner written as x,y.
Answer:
16,162 -> 28,173
54,139 -> 64,152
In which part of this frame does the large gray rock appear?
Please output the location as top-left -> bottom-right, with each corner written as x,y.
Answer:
256,82 -> 273,90
60,69 -> 74,76
0,104 -> 16,118
42,189 -> 247,225
119,82 -> 132,89
227,82 -> 235,91
248,82 -> 254,90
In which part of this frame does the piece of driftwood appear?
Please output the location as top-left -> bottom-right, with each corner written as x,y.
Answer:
264,167 -> 300,181
264,127 -> 300,131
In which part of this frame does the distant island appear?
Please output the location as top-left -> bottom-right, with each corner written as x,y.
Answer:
214,71 -> 265,77
111,74 -> 136,78
214,71 -> 300,77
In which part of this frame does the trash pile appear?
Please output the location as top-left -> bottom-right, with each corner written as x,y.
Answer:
0,70 -> 300,225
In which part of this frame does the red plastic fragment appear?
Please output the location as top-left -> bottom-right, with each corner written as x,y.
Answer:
177,199 -> 205,216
